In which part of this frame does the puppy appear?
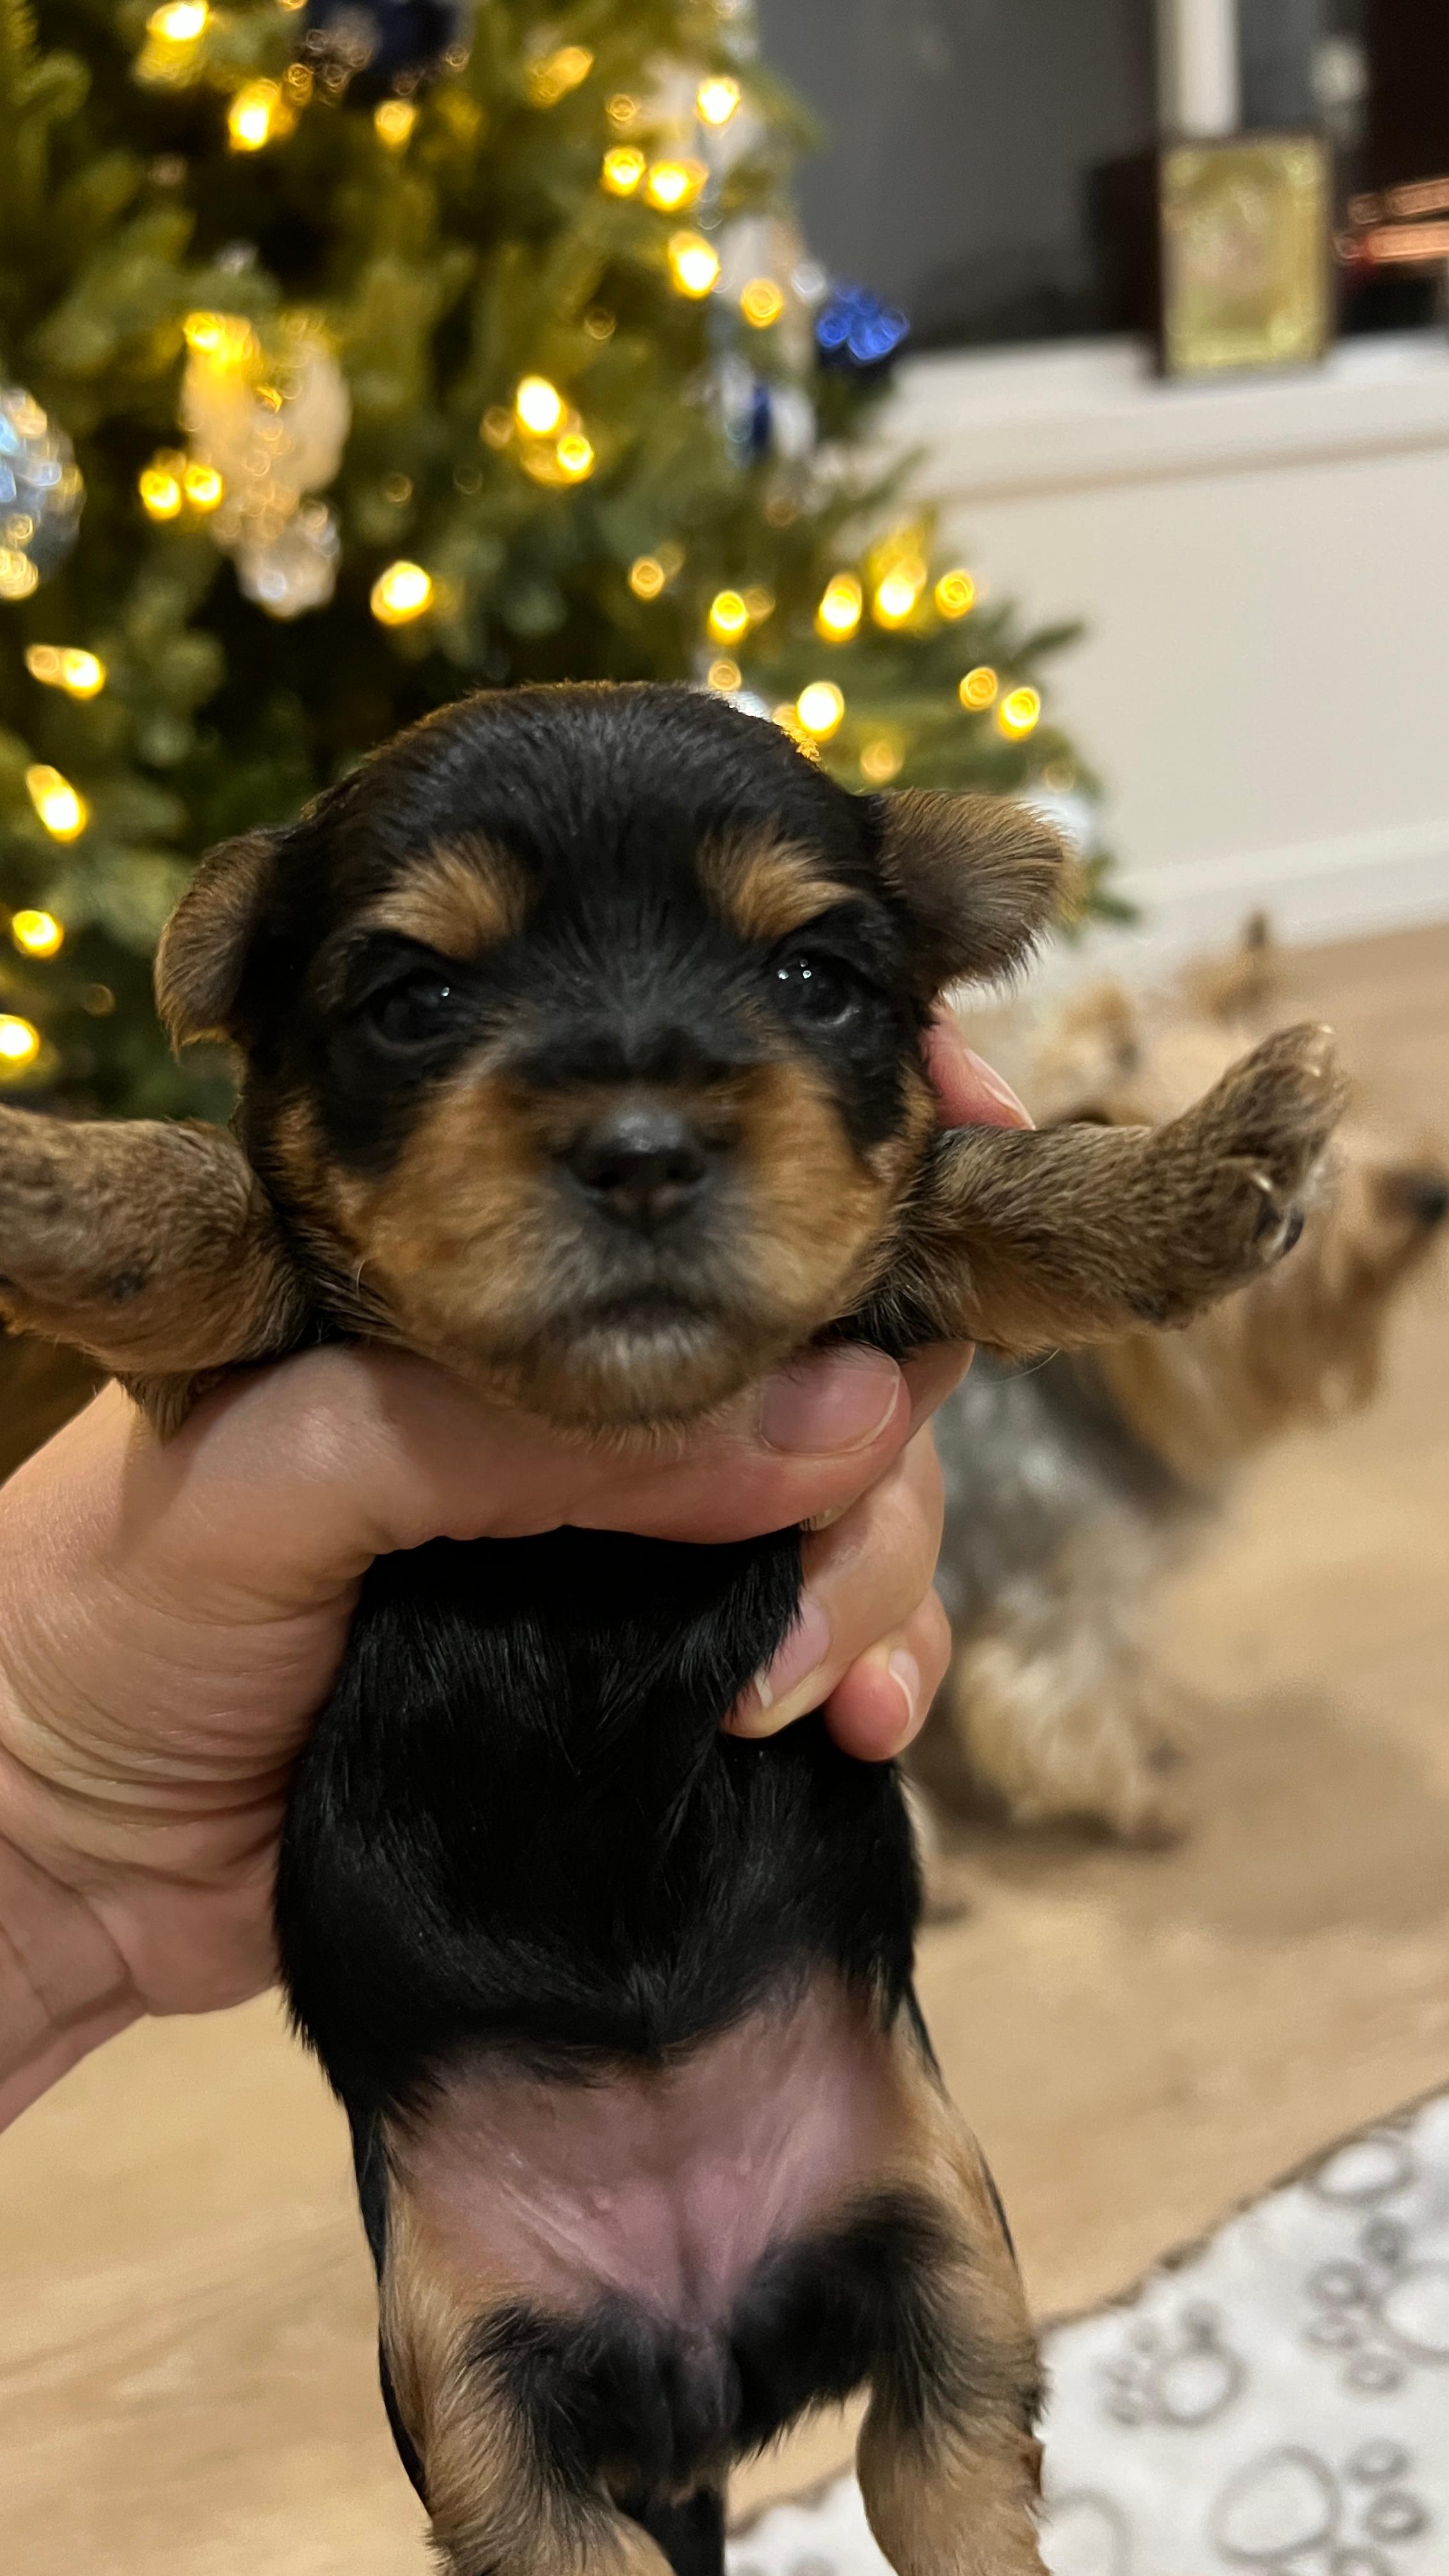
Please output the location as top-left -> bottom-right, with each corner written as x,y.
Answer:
0,689 -> 1344,2576
919,930 -> 1446,1848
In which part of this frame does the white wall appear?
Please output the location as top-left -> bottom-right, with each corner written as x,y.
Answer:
880,332 -> 1449,958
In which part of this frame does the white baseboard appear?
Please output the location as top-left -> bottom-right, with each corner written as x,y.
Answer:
1066,815 -> 1449,980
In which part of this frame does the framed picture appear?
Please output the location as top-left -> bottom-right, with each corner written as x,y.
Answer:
1159,132 -> 1333,378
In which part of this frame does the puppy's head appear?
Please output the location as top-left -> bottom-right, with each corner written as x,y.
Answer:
157,685 -> 1063,1425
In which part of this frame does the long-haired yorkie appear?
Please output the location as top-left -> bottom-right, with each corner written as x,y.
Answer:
919,919 -> 1446,1855
0,691 -> 1346,2576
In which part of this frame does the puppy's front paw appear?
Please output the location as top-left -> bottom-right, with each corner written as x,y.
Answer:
1141,1023 -> 1346,1319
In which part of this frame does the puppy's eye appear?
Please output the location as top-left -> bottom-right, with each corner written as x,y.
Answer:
363,971 -> 459,1050
772,950 -> 859,1027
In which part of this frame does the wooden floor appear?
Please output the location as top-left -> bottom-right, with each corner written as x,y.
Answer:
3,923 -> 1447,2570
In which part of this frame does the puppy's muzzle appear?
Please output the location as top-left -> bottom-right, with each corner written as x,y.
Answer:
562,1102 -> 719,1236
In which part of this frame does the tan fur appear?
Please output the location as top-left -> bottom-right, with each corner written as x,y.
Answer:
696,830 -> 852,944
154,829 -> 277,1045
878,791 -> 1071,991
362,839 -> 530,956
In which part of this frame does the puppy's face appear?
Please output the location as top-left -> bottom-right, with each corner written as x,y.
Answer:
157,686 -> 1061,1425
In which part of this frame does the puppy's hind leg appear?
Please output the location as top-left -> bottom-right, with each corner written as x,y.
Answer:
855,2027 -> 1045,2576
0,1107 -> 307,1422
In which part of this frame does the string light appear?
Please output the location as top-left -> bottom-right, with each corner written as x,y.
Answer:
872,558 -> 926,627
816,572 -> 862,641
183,310 -> 257,364
11,909 -> 64,958
182,461 -> 224,510
796,680 -> 845,739
606,93 -> 639,126
629,556 -> 666,599
374,98 -> 417,147
0,1016 -> 41,1074
147,0 -> 208,36
515,375 -> 565,436
480,406 -> 514,448
996,685 -> 1041,737
742,585 -> 774,623
740,279 -> 785,328
370,561 -> 433,624
554,432 -> 595,481
859,736 -> 905,783
602,146 -> 646,195
83,983 -> 116,1016
527,45 -> 593,107
668,232 -> 719,296
228,79 -> 291,151
24,645 -> 106,698
583,307 -> 615,342
0,551 -> 39,601
707,590 -> 749,644
707,657 -> 742,692
934,569 -> 976,620
645,160 -> 707,212
25,764 -> 88,839
958,666 -> 999,710
696,75 -> 741,125
139,453 -> 185,518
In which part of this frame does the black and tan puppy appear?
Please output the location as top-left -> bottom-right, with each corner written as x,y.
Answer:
0,686 -> 1345,2576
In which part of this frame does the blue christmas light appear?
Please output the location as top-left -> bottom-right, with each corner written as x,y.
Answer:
815,286 -> 910,374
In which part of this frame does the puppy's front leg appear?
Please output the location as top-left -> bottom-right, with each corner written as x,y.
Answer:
0,1107 -> 308,1409
896,1023 -> 1346,1356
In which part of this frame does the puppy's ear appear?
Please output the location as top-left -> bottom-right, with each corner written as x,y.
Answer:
154,829 -> 279,1048
875,791 -> 1070,993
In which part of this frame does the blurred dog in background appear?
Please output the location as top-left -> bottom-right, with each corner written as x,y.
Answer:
915,917 -> 1448,1857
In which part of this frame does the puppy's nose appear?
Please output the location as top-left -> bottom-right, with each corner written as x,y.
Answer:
1406,1170 -> 1449,1229
564,1106 -> 712,1232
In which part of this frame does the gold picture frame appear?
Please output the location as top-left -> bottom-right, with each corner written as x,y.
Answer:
1160,133 -> 1333,378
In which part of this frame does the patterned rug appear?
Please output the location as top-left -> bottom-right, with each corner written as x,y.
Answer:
728,2091 -> 1449,2576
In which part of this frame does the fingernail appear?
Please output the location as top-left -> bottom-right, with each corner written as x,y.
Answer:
758,1348 -> 901,1455
732,1598 -> 831,1736
888,1648 -> 922,1745
962,1048 -> 1032,1128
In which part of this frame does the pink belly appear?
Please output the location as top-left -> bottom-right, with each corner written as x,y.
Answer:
393,1980 -> 899,2327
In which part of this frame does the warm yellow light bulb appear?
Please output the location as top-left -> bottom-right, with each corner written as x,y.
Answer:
26,765 -> 88,840
668,231 -> 719,296
645,159 -> 706,211
370,561 -> 433,625
602,145 -> 646,195
859,736 -> 905,784
740,278 -> 785,328
527,44 -> 594,106
229,79 -> 285,151
796,680 -> 845,739
0,550 -> 39,601
374,98 -> 417,148
147,0 -> 208,38
515,375 -> 565,436
958,666 -> 999,711
696,75 -> 741,125
12,908 -> 65,958
139,460 -> 183,519
0,1015 -> 41,1072
60,648 -> 105,697
183,461 -> 224,510
707,657 -> 742,693
996,685 -> 1042,737
555,432 -> 595,481
934,569 -> 976,620
629,556 -> 666,599
816,573 -> 863,641
742,585 -> 774,624
872,562 -> 926,627
707,590 -> 750,644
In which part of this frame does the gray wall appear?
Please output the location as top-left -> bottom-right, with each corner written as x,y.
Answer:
757,0 -> 1158,346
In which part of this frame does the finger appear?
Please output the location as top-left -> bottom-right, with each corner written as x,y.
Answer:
820,1588 -> 952,1762
923,1007 -> 1032,1130
725,1428 -> 944,1739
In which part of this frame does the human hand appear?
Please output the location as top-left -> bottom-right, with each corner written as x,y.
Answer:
0,1015 -> 1028,2099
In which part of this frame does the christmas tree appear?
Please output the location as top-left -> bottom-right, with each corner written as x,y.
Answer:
0,0 -> 1110,1124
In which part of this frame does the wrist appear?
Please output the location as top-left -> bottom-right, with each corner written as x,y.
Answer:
0,1811 -> 137,2130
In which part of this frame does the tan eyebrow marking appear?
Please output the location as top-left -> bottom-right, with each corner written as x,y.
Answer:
364,839 -> 530,956
699,831 -> 854,944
